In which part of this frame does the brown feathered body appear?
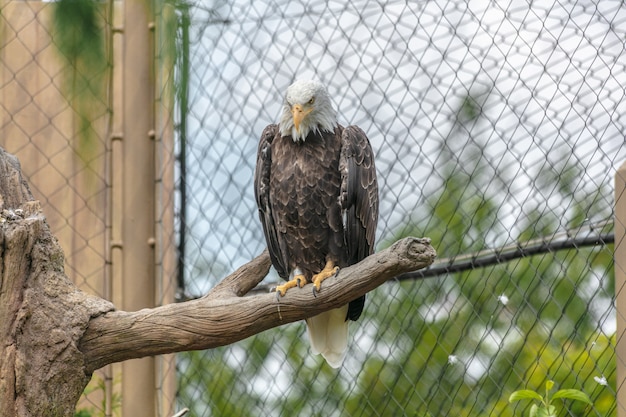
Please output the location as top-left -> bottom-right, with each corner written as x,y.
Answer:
255,124 -> 378,322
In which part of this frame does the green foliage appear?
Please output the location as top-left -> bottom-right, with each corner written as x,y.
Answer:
52,0 -> 108,164
509,379 -> 592,417
53,0 -> 105,72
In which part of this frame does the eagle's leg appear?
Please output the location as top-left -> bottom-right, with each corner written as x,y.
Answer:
274,269 -> 307,297
312,259 -> 340,294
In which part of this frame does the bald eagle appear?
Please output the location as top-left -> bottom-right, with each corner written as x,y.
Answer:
254,80 -> 378,368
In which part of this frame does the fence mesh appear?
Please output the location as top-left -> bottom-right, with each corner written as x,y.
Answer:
1,1 -> 179,415
1,0 -> 625,416
0,0 -> 111,296
176,1 -> 626,416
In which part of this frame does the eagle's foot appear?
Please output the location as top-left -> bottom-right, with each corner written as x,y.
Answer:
312,261 -> 339,296
273,274 -> 307,297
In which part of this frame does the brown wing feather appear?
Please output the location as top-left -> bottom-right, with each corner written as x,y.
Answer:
340,125 -> 379,321
254,124 -> 288,279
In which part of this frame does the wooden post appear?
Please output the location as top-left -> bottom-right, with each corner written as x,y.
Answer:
153,2 -> 179,415
616,159 -> 626,417
120,0 -> 156,415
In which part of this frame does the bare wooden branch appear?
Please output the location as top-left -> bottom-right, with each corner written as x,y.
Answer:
204,249 -> 272,299
0,146 -> 436,416
0,150 -> 33,209
79,237 -> 435,373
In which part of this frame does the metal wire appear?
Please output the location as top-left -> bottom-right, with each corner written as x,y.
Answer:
175,1 -> 625,416
3,0 -> 623,416
401,220 -> 615,280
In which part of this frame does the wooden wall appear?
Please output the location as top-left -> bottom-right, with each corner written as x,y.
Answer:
0,1 -> 177,415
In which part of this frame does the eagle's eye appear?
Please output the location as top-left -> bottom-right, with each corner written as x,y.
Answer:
308,97 -> 315,105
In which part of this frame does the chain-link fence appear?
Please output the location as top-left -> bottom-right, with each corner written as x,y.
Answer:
176,1 -> 626,416
1,0 -> 111,296
2,0 -> 625,416
0,1 -> 179,415
1,2 -> 115,413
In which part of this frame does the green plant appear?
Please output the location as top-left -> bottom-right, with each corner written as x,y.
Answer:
509,379 -> 592,417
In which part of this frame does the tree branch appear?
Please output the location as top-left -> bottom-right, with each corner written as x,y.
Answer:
79,237 -> 435,373
0,145 -> 436,416
204,249 -> 272,299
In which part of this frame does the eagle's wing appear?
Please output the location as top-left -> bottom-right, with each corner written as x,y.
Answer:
340,125 -> 379,321
254,124 -> 288,279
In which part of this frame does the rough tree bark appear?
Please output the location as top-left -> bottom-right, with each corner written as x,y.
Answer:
0,147 -> 436,417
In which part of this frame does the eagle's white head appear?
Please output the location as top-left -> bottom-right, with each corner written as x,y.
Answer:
278,80 -> 337,142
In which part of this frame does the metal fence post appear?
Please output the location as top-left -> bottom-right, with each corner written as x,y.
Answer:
120,0 -> 157,415
616,159 -> 626,417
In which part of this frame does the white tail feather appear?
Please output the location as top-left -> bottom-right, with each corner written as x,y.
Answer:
305,305 -> 349,368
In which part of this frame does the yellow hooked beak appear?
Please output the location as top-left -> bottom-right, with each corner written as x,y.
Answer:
291,104 -> 313,132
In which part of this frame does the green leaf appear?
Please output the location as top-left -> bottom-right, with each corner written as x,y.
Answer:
552,389 -> 592,404
509,390 -> 544,402
545,380 -> 555,392
533,405 -> 555,417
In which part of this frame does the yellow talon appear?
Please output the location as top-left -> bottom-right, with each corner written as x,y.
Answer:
312,260 -> 339,292
274,274 -> 306,297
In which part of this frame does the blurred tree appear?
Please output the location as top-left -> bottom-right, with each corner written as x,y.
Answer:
343,93 -> 615,417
